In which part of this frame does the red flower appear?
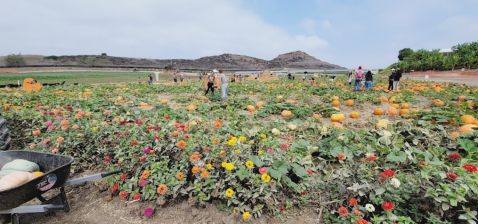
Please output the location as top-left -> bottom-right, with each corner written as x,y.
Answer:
259,167 -> 267,174
383,170 -> 395,178
119,191 -> 128,199
111,184 -> 119,191
446,172 -> 459,182
105,157 -> 112,162
448,153 -> 461,162
120,120 -> 127,125
280,143 -> 289,149
66,106 -> 73,111
338,154 -> 345,160
154,126 -> 160,131
382,202 -> 394,211
349,198 -> 357,206
300,191 -> 306,196
338,206 -> 348,217
49,111 -> 55,115
133,193 -> 141,200
165,115 -> 171,119
357,218 -> 368,224
154,134 -> 161,140
147,126 -> 153,130
463,164 -> 478,173
307,169 -> 313,175
366,155 -> 377,162
279,207 -> 287,212
353,209 -> 361,216
135,120 -> 143,125
117,161 -> 123,165
120,174 -> 127,181
131,141 -> 138,146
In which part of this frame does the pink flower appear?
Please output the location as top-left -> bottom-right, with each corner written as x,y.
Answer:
280,143 -> 289,149
267,149 -> 274,154
48,125 -> 54,130
45,120 -> 52,126
117,161 -> 123,165
143,148 -> 151,154
55,116 -> 62,121
140,157 -> 146,162
216,182 -> 220,187
139,180 -> 147,187
144,208 -> 154,217
259,167 -> 267,174
286,136 -> 292,141
105,157 -> 112,162
198,161 -> 205,167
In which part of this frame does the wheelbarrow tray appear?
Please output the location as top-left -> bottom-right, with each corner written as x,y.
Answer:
0,150 -> 73,210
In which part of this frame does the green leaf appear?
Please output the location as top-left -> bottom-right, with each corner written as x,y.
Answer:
236,166 -> 250,181
268,168 -> 282,179
272,160 -> 288,174
386,149 -> 407,162
458,138 -> 478,153
291,163 -> 308,178
282,176 -> 298,189
249,155 -> 264,167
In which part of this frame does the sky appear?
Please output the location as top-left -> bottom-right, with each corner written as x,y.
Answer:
1,0 -> 477,69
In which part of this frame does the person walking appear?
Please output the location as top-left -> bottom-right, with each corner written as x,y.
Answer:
204,72 -> 216,95
302,74 -> 306,83
393,68 -> 402,91
348,71 -> 353,85
219,69 -> 228,99
364,70 -> 373,90
239,74 -> 243,82
173,73 -> 178,85
353,66 -> 363,92
148,74 -> 153,85
180,72 -> 184,83
138,77 -> 141,84
388,68 -> 396,91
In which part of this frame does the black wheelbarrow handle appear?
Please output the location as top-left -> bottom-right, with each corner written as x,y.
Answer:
60,170 -> 121,187
0,205 -> 65,214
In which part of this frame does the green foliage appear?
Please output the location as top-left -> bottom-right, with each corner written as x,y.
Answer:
398,48 -> 414,61
4,53 -> 26,67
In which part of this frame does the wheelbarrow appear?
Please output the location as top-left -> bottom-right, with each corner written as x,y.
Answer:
0,150 -> 119,224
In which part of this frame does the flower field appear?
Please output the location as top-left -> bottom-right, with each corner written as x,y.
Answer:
2,76 -> 478,224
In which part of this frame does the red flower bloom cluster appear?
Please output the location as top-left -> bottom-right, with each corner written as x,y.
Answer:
117,161 -> 123,165
300,191 -> 306,196
338,154 -> 345,160
165,115 -> 171,119
382,202 -> 394,211
448,153 -> 462,162
135,120 -> 143,125
104,157 -> 111,162
446,172 -> 459,182
131,141 -> 138,146
381,170 -> 395,178
120,174 -> 127,181
338,206 -> 348,217
119,191 -> 128,199
307,169 -> 313,175
349,198 -> 357,206
120,120 -> 127,125
133,193 -> 141,200
111,184 -> 119,191
366,155 -> 377,162
357,218 -> 368,224
463,164 -> 478,173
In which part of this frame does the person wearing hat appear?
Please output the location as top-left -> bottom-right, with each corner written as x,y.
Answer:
393,68 -> 402,91
353,66 -> 363,92
388,69 -> 396,91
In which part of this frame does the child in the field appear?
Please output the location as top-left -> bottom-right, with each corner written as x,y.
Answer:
138,77 -> 141,84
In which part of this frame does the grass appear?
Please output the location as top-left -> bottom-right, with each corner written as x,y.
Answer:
0,71 -> 178,85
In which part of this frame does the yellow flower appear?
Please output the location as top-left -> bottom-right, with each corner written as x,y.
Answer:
22,102 -> 28,105
225,188 -> 234,197
235,149 -> 240,154
248,141 -> 255,145
245,161 -> 254,169
231,137 -> 237,142
262,139 -> 267,142
261,174 -> 271,183
206,164 -> 212,169
258,150 -> 263,155
260,134 -> 266,138
225,163 -> 234,171
220,150 -> 225,154
93,127 -> 98,131
243,212 -> 250,220
239,136 -> 246,142
222,162 -> 227,168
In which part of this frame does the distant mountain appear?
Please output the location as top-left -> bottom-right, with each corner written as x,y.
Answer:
0,51 -> 345,70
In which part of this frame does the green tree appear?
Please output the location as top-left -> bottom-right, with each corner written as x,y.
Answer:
101,53 -> 107,56
4,53 -> 26,67
464,52 -> 477,69
446,55 -> 461,71
85,56 -> 96,67
398,48 -> 414,61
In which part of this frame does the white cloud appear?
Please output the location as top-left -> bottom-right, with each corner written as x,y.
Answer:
300,18 -> 317,33
322,20 -> 333,29
0,0 -> 329,60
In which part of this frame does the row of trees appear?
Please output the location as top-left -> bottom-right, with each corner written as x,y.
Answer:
3,54 -> 26,67
2,54 -> 111,67
391,41 -> 478,72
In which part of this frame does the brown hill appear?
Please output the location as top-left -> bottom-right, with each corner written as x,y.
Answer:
0,51 -> 345,70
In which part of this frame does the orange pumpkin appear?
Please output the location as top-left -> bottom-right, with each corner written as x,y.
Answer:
380,96 -> 388,102
399,109 -> 410,115
458,96 -> 467,101
277,95 -> 283,100
388,107 -> 397,115
331,122 -> 344,129
139,102 -> 149,106
350,111 -> 359,118
459,124 -> 478,134
256,101 -> 265,108
161,99 -> 168,104
286,99 -> 296,104
281,110 -> 293,117
332,96 -> 339,101
187,105 -> 196,111
249,91 -> 254,95
22,78 -> 42,92
246,105 -> 256,111
332,100 -> 340,106
330,113 -> 345,122
373,108 -> 383,115
313,113 -> 322,119
391,104 -> 400,109
346,100 -> 354,106
461,115 -> 476,124
401,103 -> 409,109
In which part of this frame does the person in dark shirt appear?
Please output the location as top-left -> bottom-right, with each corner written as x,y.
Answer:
364,71 -> 373,90
388,69 -> 396,91
393,69 -> 403,91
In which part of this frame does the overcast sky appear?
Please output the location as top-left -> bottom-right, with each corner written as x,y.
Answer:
1,0 -> 477,68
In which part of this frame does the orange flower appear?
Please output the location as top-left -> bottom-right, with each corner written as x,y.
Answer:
57,137 -> 64,142
177,128 -> 183,132
215,118 -> 222,123
32,129 -> 41,136
77,133 -> 84,137
98,106 -> 104,110
101,121 -> 108,126
61,120 -> 69,125
29,144 -> 36,149
72,124 -> 79,129
210,130 -> 215,134
157,184 -> 168,195
85,112 -> 92,117
201,170 -> 209,178
213,138 -> 220,144
184,134 -> 191,140
51,148 -> 59,153
177,140 -> 187,149
141,170 -> 150,179
75,113 -> 83,118
192,166 -> 200,174
213,122 -> 222,128
203,146 -> 210,151
173,122 -> 179,126
190,154 -> 199,162
172,131 -> 178,137
177,172 -> 184,180
103,110 -> 111,115
61,125 -> 69,131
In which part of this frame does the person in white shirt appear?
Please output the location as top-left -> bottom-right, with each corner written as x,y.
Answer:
219,69 -> 228,99
180,72 -> 184,83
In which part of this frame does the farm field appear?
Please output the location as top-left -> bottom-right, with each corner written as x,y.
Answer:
2,76 -> 478,224
0,71 -> 178,85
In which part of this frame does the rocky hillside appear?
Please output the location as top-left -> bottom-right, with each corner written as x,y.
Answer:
1,51 -> 345,70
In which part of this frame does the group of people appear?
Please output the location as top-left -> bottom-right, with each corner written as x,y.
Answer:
137,74 -> 155,85
172,72 -> 185,84
346,66 -> 376,91
204,69 -> 229,99
388,68 -> 402,91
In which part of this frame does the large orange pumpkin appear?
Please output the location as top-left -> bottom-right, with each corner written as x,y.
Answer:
399,109 -> 410,115
346,100 -> 354,106
388,107 -> 397,115
277,95 -> 283,100
350,111 -> 359,118
22,78 -> 42,92
256,101 -> 265,108
281,110 -> 293,117
249,91 -> 254,95
332,100 -> 340,106
330,113 -> 345,122
161,99 -> 168,104
401,103 -> 409,109
380,96 -> 388,102
461,115 -> 476,124
391,104 -> 400,109
332,96 -> 339,101
458,96 -> 467,101
373,108 -> 383,115
246,105 -> 256,111
459,124 -> 478,134
187,105 -> 196,111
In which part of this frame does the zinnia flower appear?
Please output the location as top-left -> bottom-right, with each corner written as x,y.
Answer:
201,170 -> 209,178
365,204 -> 375,212
338,154 -> 345,160
463,164 -> 478,173
105,157 -> 112,162
357,218 -> 368,224
213,138 -> 220,144
45,120 -> 52,126
259,167 -> 267,174
267,149 -> 274,154
32,130 -> 41,136
133,193 -> 141,200
239,136 -> 246,142
307,169 -> 313,175
354,209 -> 361,216
225,163 -> 234,171
382,202 -> 394,211
164,115 -> 170,119
366,155 -> 377,162
139,180 -> 147,187
177,140 -> 187,149
48,125 -> 54,130
245,161 -> 254,169
390,178 -> 401,188
157,184 -> 168,195
448,153 -> 461,162
190,154 -> 199,162
225,188 -> 234,197
119,191 -> 128,199
131,141 -> 138,146
140,157 -> 146,162
57,137 -> 64,142
192,167 -> 200,174
120,174 -> 127,181
177,172 -> 184,180
242,212 -> 250,221
261,174 -> 271,183
111,184 -> 119,191
143,148 -> 151,154
141,170 -> 150,179
280,143 -> 288,149
383,170 -> 395,178
144,208 -> 154,217
446,172 -> 459,182
338,206 -> 348,217
42,139 -> 51,146
198,161 -> 205,167
349,198 -> 357,206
